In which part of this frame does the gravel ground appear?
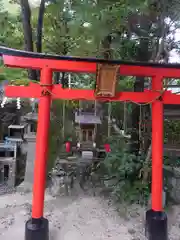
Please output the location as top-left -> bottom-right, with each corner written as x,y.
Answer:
0,189 -> 179,240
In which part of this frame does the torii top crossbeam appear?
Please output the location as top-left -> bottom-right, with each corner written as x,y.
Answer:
1,46 -> 180,104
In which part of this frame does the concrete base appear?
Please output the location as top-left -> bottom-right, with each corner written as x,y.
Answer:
145,209 -> 168,240
25,217 -> 49,240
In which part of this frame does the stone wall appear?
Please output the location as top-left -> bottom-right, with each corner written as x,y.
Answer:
164,166 -> 180,204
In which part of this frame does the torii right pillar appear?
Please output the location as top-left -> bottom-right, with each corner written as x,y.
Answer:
145,75 -> 168,240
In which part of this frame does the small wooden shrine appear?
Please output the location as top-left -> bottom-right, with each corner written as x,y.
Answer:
74,101 -> 101,150
0,136 -> 27,188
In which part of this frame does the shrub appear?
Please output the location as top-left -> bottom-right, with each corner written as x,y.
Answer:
0,73 -> 6,81
103,135 -> 151,205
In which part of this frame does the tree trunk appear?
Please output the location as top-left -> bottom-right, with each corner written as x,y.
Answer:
36,0 -> 45,53
36,0 -> 45,79
20,0 -> 37,80
130,37 -> 150,155
57,17 -> 69,86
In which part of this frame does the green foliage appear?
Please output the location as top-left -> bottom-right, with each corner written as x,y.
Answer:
0,65 -> 28,82
48,100 -> 64,170
47,99 -> 75,170
103,135 -> 151,205
0,9 -> 23,48
164,120 -> 180,144
0,73 -> 6,81
38,1 -> 74,54
2,0 -> 19,14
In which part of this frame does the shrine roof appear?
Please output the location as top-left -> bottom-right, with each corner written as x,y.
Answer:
8,124 -> 26,129
1,46 -> 180,69
23,112 -> 38,121
75,113 -> 101,124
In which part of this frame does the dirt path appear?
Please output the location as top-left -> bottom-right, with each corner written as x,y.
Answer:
0,191 -> 143,240
0,191 -> 179,240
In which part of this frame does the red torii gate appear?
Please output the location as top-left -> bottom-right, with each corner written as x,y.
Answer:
2,47 -> 180,240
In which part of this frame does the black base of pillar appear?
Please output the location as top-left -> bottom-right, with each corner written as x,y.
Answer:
25,217 -> 49,240
145,209 -> 168,240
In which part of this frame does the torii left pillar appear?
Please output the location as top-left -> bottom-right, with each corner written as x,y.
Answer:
25,66 -> 52,240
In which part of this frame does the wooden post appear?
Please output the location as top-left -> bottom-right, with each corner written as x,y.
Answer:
108,102 -> 111,138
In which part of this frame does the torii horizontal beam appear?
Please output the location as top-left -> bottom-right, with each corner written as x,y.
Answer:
4,83 -> 180,104
2,46 -> 180,106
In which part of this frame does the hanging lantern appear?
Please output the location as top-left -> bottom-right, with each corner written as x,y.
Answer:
104,143 -> 111,153
30,98 -> 35,112
16,97 -> 21,109
1,96 -> 22,109
1,96 -> 8,108
65,141 -> 71,152
77,142 -> 80,148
